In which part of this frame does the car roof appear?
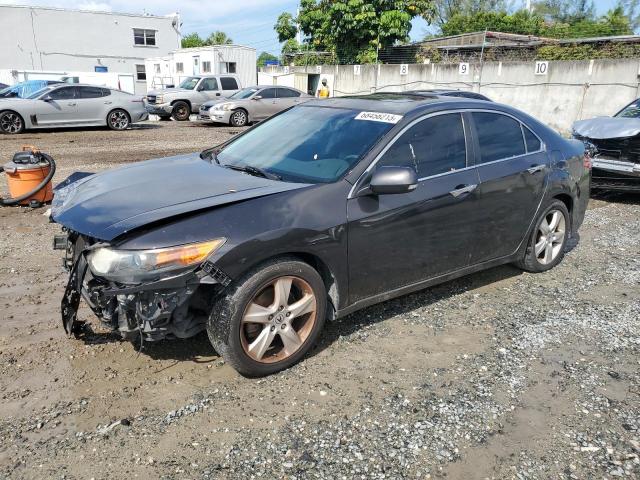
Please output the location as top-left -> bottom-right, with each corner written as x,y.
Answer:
242,85 -> 300,90
302,93 -> 472,115
51,83 -> 113,89
196,74 -> 239,78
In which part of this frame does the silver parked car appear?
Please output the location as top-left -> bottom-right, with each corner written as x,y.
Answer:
0,84 -> 148,134
146,75 -> 241,121
198,86 -> 313,127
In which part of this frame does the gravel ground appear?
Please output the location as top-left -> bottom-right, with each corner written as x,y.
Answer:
0,122 -> 639,479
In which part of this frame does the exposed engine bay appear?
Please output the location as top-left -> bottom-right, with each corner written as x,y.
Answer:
57,230 -> 230,341
572,117 -> 640,191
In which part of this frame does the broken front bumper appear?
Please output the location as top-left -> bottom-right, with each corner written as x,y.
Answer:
57,233 -> 231,341
591,157 -> 640,191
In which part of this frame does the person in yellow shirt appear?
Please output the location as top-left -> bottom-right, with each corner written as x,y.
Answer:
317,78 -> 330,98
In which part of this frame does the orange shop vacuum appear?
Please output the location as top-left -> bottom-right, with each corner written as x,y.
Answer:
0,146 -> 56,207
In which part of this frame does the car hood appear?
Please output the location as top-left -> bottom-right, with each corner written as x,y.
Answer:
201,98 -> 231,108
51,153 -> 311,242
572,117 -> 640,139
0,98 -> 34,109
147,88 -> 192,96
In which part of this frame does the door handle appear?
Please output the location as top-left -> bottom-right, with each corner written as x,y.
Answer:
216,93 -> 221,96
104,101 -> 112,105
527,164 -> 545,174
449,184 -> 477,197
67,103 -> 76,106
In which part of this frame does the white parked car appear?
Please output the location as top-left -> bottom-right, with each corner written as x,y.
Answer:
0,84 -> 148,134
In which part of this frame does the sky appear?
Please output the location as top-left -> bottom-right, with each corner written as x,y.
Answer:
0,0 -> 624,56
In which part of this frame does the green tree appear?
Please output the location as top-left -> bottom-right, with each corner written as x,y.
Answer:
533,0 -> 596,23
205,31 -> 233,45
181,32 -> 205,48
257,51 -> 279,67
440,8 -> 633,38
616,0 -> 640,30
275,12 -> 298,43
275,0 -> 436,64
441,10 -> 544,36
434,0 -> 508,26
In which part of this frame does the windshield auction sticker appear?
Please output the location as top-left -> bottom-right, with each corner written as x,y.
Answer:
355,111 -> 403,124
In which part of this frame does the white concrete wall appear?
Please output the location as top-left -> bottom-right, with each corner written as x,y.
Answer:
0,5 -> 180,95
275,59 -> 640,134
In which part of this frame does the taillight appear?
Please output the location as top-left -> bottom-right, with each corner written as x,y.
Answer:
583,152 -> 592,170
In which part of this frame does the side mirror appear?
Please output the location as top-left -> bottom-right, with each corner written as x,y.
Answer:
197,84 -> 205,91
42,95 -> 53,102
252,95 -> 262,100
369,166 -> 418,195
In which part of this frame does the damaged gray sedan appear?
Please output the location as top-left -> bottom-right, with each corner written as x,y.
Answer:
572,98 -> 640,191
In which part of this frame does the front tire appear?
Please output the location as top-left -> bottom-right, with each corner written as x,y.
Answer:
107,109 -> 130,130
0,110 -> 25,134
229,109 -> 248,127
516,199 -> 570,272
207,258 -> 326,377
172,101 -> 191,121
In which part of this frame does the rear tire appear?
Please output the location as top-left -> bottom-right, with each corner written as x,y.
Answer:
0,110 -> 25,134
207,258 -> 326,377
516,199 -> 570,273
107,109 -> 130,130
229,109 -> 248,127
172,101 -> 191,121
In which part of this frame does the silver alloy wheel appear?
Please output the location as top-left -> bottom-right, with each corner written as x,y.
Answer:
108,110 -> 129,130
240,276 -> 317,363
0,112 -> 22,133
535,209 -> 566,265
232,110 -> 247,126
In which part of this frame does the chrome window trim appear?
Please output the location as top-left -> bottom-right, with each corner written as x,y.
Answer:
348,108 -> 546,199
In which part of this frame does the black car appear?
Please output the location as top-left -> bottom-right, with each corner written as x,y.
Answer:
52,94 -> 590,377
408,89 -> 492,101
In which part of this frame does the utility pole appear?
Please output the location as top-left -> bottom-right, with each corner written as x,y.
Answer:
374,27 -> 380,93
477,28 -> 487,94
525,0 -> 532,12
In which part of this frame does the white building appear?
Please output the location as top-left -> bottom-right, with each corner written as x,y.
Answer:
0,4 -> 181,95
145,46 -> 257,91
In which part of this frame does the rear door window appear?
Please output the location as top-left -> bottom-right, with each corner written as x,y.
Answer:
379,113 -> 467,178
220,77 -> 238,90
472,112 -> 526,163
278,88 -> 301,98
78,86 -> 106,98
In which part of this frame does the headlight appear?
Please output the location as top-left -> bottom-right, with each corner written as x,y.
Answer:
215,103 -> 232,111
87,238 -> 225,284
155,95 -> 164,103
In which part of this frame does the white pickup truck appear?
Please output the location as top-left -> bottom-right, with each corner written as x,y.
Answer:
146,74 -> 241,121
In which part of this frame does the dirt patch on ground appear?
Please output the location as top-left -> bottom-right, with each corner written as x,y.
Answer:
0,122 -> 638,479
